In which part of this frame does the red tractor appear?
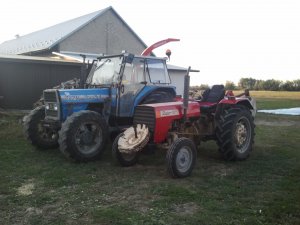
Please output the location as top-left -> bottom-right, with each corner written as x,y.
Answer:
112,68 -> 256,178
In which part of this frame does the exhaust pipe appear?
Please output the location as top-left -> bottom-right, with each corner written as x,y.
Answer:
183,66 -> 191,122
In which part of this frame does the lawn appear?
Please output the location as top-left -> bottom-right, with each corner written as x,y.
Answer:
0,91 -> 299,225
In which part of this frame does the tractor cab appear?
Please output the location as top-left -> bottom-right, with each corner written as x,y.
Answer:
84,53 -> 174,119
85,53 -> 171,87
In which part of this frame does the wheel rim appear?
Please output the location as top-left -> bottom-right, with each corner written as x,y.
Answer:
176,146 -> 193,173
37,123 -> 57,143
121,152 -> 137,162
74,121 -> 102,154
234,116 -> 251,153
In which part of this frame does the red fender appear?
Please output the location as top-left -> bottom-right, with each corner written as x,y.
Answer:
141,38 -> 180,56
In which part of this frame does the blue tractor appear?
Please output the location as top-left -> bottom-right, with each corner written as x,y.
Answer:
23,53 -> 176,161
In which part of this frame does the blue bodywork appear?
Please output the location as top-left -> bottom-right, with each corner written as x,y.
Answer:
59,88 -> 110,121
57,85 -> 175,122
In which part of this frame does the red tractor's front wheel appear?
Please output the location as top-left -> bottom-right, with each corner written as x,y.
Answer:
112,133 -> 139,167
166,137 -> 197,178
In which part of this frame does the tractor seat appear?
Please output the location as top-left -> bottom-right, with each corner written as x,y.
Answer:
201,85 -> 225,103
197,85 -> 225,113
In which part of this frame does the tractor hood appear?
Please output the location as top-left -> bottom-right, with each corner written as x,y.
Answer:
59,88 -> 110,104
57,88 -> 110,121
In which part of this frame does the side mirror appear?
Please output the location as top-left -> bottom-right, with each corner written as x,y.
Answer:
125,54 -> 134,64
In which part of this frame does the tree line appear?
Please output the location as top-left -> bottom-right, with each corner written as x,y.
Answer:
191,78 -> 300,91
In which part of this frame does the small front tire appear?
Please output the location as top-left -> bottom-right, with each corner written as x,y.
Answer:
166,137 -> 197,178
112,133 -> 139,167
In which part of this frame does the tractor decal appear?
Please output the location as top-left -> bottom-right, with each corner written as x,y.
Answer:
61,94 -> 108,101
160,109 -> 179,117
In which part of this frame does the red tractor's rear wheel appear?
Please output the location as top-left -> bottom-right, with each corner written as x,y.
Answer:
216,106 -> 255,161
166,137 -> 197,178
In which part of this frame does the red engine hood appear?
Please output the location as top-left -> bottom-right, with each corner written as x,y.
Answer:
143,101 -> 200,143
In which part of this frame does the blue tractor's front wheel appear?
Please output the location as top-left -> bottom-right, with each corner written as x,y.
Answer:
58,111 -> 108,162
23,106 -> 59,149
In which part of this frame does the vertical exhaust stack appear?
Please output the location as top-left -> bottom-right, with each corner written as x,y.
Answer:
79,54 -> 87,89
183,66 -> 191,123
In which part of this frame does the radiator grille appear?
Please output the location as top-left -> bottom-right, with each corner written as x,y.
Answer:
133,106 -> 155,132
46,110 -> 59,117
44,90 -> 57,102
43,90 -> 59,119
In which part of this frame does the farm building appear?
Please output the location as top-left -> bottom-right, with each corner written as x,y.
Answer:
0,54 -> 81,109
0,6 -> 187,109
0,6 -> 147,56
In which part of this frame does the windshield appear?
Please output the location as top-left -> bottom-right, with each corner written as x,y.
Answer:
86,56 -> 123,85
146,58 -> 171,84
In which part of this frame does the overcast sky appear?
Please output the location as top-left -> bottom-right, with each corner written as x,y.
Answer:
1,0 -> 299,85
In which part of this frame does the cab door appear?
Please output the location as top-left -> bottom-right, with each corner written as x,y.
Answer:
118,58 -> 145,117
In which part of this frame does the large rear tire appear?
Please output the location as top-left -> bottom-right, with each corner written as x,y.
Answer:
216,106 -> 255,161
23,106 -> 58,149
58,111 -> 108,162
166,137 -> 197,178
112,133 -> 139,167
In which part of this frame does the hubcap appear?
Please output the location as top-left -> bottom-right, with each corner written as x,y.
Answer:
121,152 -> 137,161
38,123 -> 57,142
176,147 -> 192,173
235,117 -> 251,153
75,122 -> 102,154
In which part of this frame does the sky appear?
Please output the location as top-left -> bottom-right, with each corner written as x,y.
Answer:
0,0 -> 299,86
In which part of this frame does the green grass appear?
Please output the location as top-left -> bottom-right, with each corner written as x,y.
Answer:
0,92 -> 300,225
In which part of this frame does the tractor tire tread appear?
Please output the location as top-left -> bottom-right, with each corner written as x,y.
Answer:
58,110 -> 108,162
166,137 -> 197,178
23,106 -> 58,149
216,105 -> 255,161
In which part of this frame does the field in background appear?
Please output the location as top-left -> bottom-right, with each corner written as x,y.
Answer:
0,91 -> 299,225
249,90 -> 300,99
233,90 -> 300,109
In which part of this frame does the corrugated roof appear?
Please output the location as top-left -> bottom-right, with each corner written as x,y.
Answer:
0,8 -> 106,55
0,6 -> 148,55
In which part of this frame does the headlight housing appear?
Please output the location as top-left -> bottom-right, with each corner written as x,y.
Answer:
45,103 -> 58,111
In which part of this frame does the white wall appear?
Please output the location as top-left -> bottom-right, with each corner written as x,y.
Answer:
168,70 -> 186,96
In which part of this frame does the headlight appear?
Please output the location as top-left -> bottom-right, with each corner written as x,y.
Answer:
45,103 -> 58,111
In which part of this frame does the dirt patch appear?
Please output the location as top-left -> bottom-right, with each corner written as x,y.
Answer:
211,164 -> 234,177
25,207 -> 43,215
17,182 -> 35,196
171,202 -> 199,215
255,119 -> 300,127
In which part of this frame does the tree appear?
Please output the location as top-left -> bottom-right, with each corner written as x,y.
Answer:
253,80 -> 264,90
280,81 -> 295,91
225,81 -> 236,90
238,77 -> 257,90
293,79 -> 300,91
262,79 -> 281,91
